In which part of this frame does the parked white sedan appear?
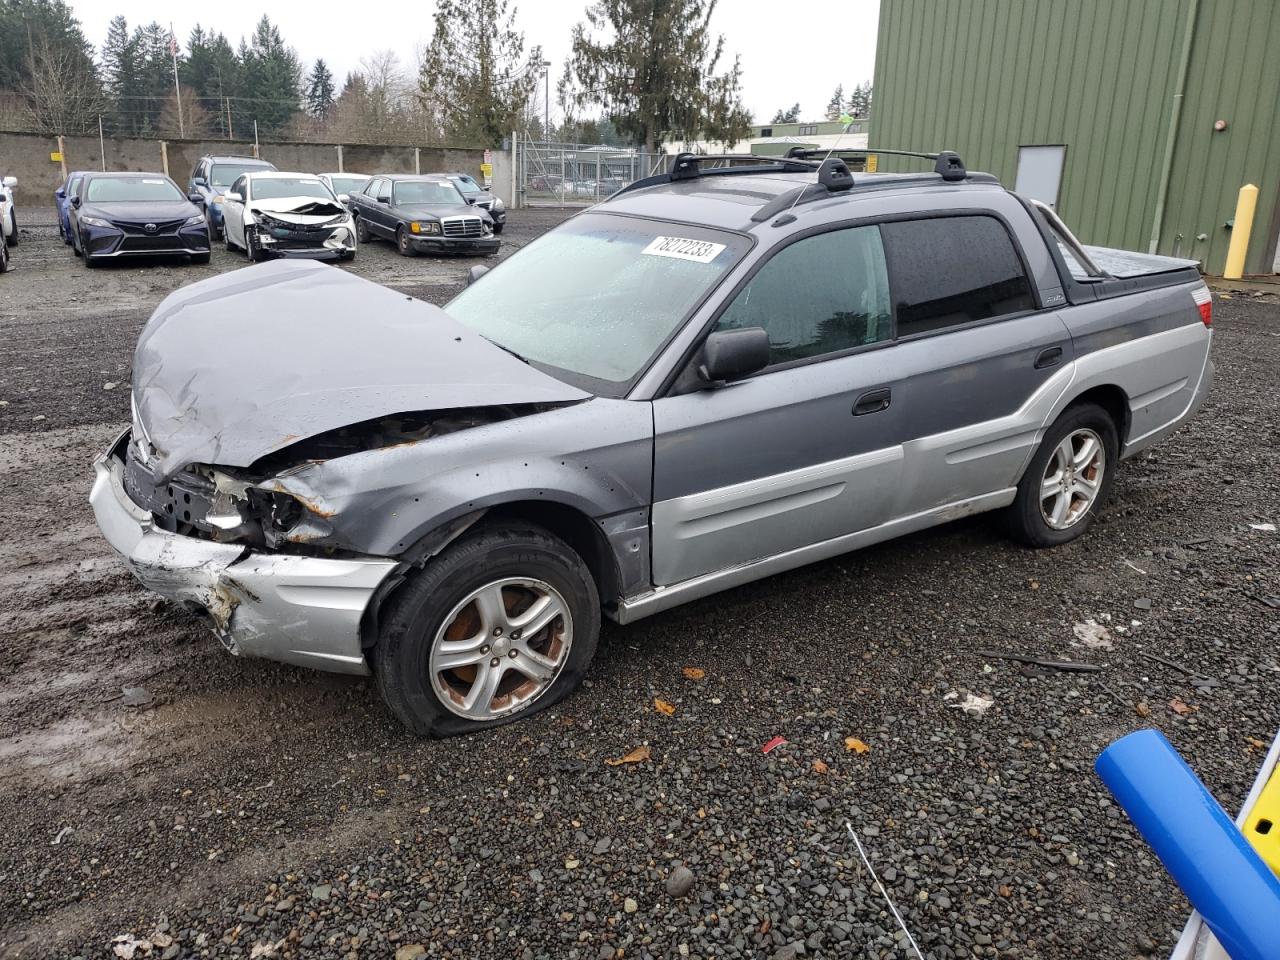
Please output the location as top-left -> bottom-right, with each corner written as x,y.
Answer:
1,174 -> 17,247
221,172 -> 356,262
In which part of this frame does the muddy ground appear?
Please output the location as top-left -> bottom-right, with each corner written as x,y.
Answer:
0,207 -> 1277,960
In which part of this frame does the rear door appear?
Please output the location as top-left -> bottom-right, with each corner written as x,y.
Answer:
368,178 -> 394,236
876,214 -> 1074,516
650,224 -> 907,586
223,175 -> 247,243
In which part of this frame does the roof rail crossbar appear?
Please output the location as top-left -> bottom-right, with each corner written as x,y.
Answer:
788,146 -> 968,182
612,152 -> 819,198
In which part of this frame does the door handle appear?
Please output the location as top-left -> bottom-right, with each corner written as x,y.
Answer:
1034,346 -> 1064,369
853,388 -> 892,416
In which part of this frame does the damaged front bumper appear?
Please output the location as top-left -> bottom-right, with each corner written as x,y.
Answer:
90,431 -> 397,676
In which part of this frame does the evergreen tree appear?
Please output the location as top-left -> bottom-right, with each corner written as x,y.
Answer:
304,58 -> 335,119
238,16 -> 300,134
0,0 -> 97,92
131,21 -> 176,134
824,84 -> 844,121
419,0 -> 540,146
771,103 -> 800,124
565,0 -> 750,151
846,81 -> 872,119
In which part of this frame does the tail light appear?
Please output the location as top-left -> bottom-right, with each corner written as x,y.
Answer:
1191,285 -> 1213,327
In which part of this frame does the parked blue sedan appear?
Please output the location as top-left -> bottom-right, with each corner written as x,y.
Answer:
55,171 -> 90,245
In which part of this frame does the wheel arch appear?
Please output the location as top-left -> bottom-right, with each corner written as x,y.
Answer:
1064,384 -> 1131,446
363,499 -> 625,652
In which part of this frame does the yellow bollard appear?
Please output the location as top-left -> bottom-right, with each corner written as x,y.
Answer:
1223,183 -> 1258,279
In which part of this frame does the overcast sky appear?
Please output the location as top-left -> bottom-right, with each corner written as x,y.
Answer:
70,0 -> 880,125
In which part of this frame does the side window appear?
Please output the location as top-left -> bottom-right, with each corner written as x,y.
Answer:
714,225 -> 891,366
881,216 -> 1037,337
365,177 -> 384,199
69,175 -> 82,197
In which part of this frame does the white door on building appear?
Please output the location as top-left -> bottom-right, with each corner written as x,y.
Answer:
1015,145 -> 1067,208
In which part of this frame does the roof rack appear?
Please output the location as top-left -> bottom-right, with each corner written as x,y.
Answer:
785,146 -> 968,181
612,152 -> 818,198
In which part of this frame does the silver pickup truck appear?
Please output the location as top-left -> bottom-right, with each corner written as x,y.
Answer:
90,150 -> 1214,736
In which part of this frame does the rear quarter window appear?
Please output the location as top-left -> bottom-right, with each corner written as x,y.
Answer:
882,216 -> 1037,336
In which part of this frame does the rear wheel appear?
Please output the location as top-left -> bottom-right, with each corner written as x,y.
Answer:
375,523 -> 600,737
5,210 -> 16,246
1005,402 -> 1118,547
355,215 -> 372,244
396,225 -> 416,257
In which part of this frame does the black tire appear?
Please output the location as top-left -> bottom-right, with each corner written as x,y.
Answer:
355,215 -> 372,244
396,225 -> 417,257
206,211 -> 221,241
1005,402 -> 1119,548
375,522 -> 600,737
0,238 -> 8,272
6,210 -> 16,246
493,222 -> 504,235
245,226 -> 265,262
191,252 -> 210,265
84,252 -> 99,268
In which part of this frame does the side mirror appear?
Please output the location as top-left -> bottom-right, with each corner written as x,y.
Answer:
2,175 -> 16,188
70,195 -> 82,208
466,264 -> 490,286
225,191 -> 243,203
699,327 -> 770,384
192,176 -> 207,187
55,188 -> 66,199
188,191 -> 204,204
337,193 -> 350,203
377,194 -> 391,204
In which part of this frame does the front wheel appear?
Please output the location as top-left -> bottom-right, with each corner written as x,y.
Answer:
245,226 -> 265,262
396,226 -> 417,257
355,215 -> 372,244
493,223 -> 504,235
1005,402 -> 1118,547
5,210 -> 17,246
375,523 -> 600,737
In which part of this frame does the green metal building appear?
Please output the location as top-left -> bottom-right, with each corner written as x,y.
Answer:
871,0 -> 1280,276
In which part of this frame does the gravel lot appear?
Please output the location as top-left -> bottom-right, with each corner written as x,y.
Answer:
0,206 -> 1277,960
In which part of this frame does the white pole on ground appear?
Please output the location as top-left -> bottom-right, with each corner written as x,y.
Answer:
253,120 -> 259,158
414,147 -> 420,175
337,144 -> 343,173
98,116 -> 106,171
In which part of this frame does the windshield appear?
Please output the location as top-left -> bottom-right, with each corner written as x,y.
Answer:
85,176 -> 183,203
211,163 -> 270,188
450,176 -> 482,195
393,180 -> 464,205
329,176 -> 368,196
251,177 -> 334,201
445,213 -> 748,391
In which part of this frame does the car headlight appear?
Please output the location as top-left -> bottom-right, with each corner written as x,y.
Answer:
493,197 -> 505,212
80,216 -> 112,228
410,221 -> 441,235
183,214 -> 205,226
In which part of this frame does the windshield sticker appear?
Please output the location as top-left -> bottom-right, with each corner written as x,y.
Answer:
642,236 -> 726,263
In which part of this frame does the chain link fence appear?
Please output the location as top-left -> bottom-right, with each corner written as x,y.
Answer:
514,134 -> 664,208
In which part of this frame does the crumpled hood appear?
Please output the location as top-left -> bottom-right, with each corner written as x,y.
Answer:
132,259 -> 589,478
251,196 -> 348,220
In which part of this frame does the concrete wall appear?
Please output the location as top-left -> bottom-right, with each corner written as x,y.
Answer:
0,131 -> 487,198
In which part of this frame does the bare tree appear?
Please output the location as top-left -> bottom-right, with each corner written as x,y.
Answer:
21,35 -> 107,135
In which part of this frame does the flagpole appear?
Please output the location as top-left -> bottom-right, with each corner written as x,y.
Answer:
169,23 -> 185,138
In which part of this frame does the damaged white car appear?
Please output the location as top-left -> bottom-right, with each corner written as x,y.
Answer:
222,171 -> 356,262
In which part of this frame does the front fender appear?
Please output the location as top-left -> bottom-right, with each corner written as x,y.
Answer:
266,398 -> 655,558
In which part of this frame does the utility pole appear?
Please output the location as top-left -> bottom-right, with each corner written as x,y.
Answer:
534,60 -> 551,140
169,23 -> 184,138
98,115 -> 106,171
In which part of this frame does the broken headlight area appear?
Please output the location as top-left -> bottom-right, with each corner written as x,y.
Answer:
123,443 -> 317,550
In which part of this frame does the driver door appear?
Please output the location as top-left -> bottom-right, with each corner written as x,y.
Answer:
222,175 -> 246,244
650,224 -> 908,586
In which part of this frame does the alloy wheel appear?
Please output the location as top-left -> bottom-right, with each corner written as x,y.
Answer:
428,578 -> 572,721
1040,428 -> 1106,530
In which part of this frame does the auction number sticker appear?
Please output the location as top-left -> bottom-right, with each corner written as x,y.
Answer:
642,235 -> 726,263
